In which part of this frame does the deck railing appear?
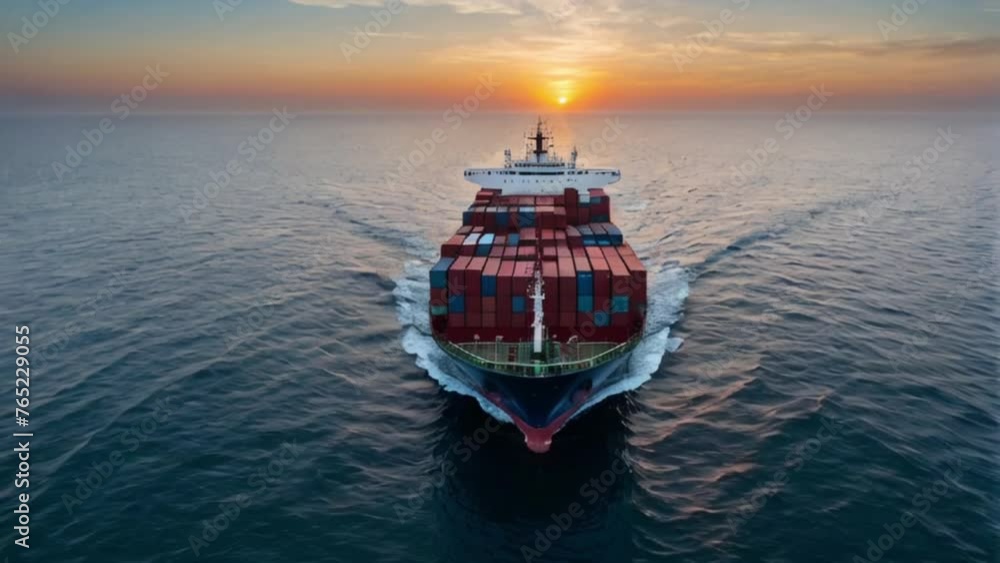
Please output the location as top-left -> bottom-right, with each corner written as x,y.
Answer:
435,333 -> 644,378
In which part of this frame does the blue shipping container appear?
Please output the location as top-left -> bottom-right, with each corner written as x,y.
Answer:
479,233 -> 495,246
476,245 -> 491,257
518,207 -> 536,227
430,258 -> 454,289
612,296 -> 629,313
508,233 -> 520,245
577,272 -> 593,295
497,211 -> 509,227
512,296 -> 526,313
462,211 -> 473,225
482,275 -> 497,297
577,295 -> 594,312
449,295 -> 465,313
594,310 -> 610,327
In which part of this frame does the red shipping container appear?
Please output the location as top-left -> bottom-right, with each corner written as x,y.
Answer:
512,313 -> 526,328
494,235 -> 507,246
537,196 -> 555,206
565,226 -> 583,248
556,246 -> 571,257
483,257 -> 501,286
449,313 -> 465,328
601,247 -> 631,296
572,250 -> 592,274
521,228 -> 537,245
465,257 -> 487,316
618,248 -> 647,302
542,229 -> 556,247
430,287 -> 448,309
503,246 -> 518,258
558,257 -> 576,312
441,234 -> 465,258
457,225 -> 472,235
586,247 -> 611,312
563,188 -> 579,204
554,208 -> 567,229
512,262 -> 535,328
483,313 -> 497,328
542,261 -> 559,320
559,312 -> 576,328
472,226 -> 484,233
518,246 -> 536,260
497,261 -> 515,327
466,312 -> 482,328
542,246 -> 557,260
489,246 -> 503,258
578,206 -> 590,225
449,256 -> 472,296
484,208 -> 497,230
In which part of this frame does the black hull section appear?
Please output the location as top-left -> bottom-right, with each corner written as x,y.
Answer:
447,352 -> 632,451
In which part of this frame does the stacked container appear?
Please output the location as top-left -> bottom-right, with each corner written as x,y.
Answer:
430,187 -> 645,344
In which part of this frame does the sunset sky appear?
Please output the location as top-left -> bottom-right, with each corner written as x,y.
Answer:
3,0 -> 999,112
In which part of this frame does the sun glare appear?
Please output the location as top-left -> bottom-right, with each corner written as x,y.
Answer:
558,96 -> 568,105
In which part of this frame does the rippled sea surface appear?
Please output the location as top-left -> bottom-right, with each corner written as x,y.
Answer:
1,112 -> 997,563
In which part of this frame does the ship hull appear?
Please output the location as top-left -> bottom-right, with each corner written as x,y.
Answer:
447,351 -> 632,453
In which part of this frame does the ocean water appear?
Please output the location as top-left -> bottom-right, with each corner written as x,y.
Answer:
0,112 -> 997,563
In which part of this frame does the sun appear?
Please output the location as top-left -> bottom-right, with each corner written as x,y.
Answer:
558,96 -> 568,105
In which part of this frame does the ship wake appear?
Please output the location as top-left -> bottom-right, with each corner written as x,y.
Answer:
393,258 -> 688,425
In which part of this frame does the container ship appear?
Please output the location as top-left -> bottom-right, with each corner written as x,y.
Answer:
428,120 -> 647,453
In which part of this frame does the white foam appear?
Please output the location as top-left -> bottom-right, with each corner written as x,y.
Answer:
393,255 -> 689,424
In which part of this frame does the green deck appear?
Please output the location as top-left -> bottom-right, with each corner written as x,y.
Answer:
435,333 -> 643,378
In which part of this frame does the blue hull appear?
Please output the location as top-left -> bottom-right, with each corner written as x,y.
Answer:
448,352 -> 633,451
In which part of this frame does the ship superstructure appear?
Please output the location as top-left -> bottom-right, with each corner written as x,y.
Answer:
463,119 -> 621,192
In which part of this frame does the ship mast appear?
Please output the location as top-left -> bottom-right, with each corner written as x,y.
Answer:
529,267 -> 545,355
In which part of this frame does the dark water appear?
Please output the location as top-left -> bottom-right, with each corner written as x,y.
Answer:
1,112 -> 997,563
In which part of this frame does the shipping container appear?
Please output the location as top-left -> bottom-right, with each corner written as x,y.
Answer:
430,257 -> 454,289
511,261 -> 535,328
565,226 -> 583,248
601,246 -> 632,297
441,234 -> 465,258
476,233 -> 495,257
465,257 -> 487,324
520,228 -> 538,246
448,256 -> 472,296
542,261 -> 559,320
586,247 -> 611,315
482,258 -> 501,297
497,260 -> 515,327
518,246 -> 537,260
558,256 -> 576,313
503,246 -> 518,258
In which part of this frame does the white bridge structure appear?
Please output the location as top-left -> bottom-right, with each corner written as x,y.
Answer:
463,118 -> 621,194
